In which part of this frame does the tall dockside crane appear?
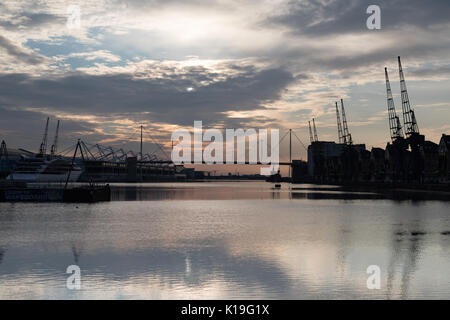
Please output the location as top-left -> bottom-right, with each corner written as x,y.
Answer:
397,56 -> 424,181
340,99 -> 352,145
312,118 -> 319,142
308,121 -> 314,143
335,102 -> 345,144
39,117 -> 50,157
385,68 -> 404,142
50,120 -> 60,157
398,56 -> 419,137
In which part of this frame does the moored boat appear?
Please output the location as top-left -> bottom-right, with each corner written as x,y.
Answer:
6,156 -> 82,182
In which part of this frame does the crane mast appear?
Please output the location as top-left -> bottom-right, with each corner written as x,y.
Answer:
39,117 -> 50,157
335,102 -> 345,144
312,118 -> 319,142
398,56 -> 419,137
308,121 -> 314,143
385,68 -> 403,141
340,99 -> 352,145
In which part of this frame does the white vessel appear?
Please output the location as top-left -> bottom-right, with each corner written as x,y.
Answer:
7,156 -> 82,182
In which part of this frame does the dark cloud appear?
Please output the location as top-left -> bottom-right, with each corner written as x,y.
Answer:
0,12 -> 64,30
0,66 -> 295,127
0,35 -> 45,64
408,65 -> 450,78
308,42 -> 450,73
23,13 -> 63,26
268,0 -> 450,36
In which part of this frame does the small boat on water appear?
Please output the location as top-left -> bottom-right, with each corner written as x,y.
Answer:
266,170 -> 282,183
6,156 -> 82,182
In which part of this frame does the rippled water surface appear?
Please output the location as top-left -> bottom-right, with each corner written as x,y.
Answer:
0,182 -> 449,299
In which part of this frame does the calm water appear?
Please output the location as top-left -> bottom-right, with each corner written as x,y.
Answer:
0,182 -> 449,299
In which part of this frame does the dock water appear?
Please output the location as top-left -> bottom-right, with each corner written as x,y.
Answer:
0,181 -> 110,203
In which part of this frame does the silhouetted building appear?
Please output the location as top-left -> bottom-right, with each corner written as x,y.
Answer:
385,138 -> 409,182
307,141 -> 344,182
369,147 -> 386,182
291,160 -> 308,183
421,141 -> 439,183
439,134 -> 450,182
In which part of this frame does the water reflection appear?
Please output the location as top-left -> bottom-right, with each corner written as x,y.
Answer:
110,182 -> 450,202
0,182 -> 449,299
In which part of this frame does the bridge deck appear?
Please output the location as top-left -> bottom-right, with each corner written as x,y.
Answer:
138,161 -> 294,166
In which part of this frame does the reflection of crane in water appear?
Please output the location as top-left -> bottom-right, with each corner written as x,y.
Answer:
0,248 -> 5,265
335,212 -> 352,282
72,245 -> 81,265
386,223 -> 425,299
399,233 -> 423,299
386,228 -> 403,299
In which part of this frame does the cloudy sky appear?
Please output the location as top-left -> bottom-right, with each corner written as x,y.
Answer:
1,0 -> 450,165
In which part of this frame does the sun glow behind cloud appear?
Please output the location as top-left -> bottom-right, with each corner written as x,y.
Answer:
0,0 -> 450,167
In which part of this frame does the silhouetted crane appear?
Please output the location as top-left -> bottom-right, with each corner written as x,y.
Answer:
340,99 -> 352,145
385,67 -> 404,142
308,121 -> 314,143
39,117 -> 50,157
312,118 -> 319,142
335,102 -> 345,144
398,56 -> 419,137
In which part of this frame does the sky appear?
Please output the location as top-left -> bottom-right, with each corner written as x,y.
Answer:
1,0 -> 450,170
